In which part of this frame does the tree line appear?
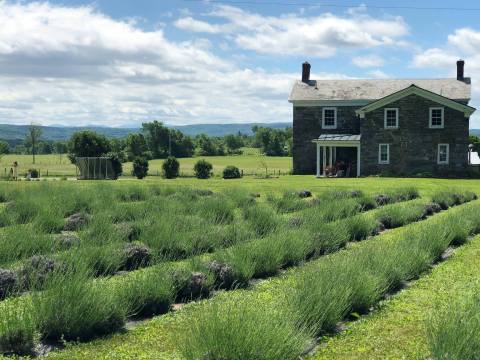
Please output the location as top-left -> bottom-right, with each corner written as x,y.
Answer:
0,121 -> 293,160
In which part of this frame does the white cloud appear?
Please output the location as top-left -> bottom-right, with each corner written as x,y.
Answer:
0,1 -> 310,126
174,17 -> 223,34
447,28 -> 480,55
352,55 -> 385,68
411,28 -> 480,128
175,5 -> 408,58
367,69 -> 389,79
411,48 -> 458,69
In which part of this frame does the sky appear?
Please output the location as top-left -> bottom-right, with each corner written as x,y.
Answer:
1,0 -> 480,128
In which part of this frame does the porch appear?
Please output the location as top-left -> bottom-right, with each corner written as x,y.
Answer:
312,134 -> 361,178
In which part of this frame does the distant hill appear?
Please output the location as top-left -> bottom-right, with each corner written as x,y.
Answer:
0,122 -> 291,143
170,122 -> 291,137
470,129 -> 480,137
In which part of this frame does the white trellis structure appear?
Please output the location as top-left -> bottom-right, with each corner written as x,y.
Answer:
75,157 -> 115,180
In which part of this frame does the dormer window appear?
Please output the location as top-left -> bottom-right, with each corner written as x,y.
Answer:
430,107 -> 444,128
322,107 -> 337,129
384,108 -> 399,129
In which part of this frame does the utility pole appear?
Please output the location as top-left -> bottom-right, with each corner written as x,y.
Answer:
168,131 -> 172,156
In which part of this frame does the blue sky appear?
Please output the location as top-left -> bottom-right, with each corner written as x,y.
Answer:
1,0 -> 480,127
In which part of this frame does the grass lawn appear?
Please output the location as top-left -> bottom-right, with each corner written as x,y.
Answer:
313,234 -> 480,359
0,149 -> 292,178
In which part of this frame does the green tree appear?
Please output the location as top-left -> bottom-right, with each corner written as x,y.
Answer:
0,141 -> 10,155
126,133 -> 149,160
195,134 -> 224,156
469,135 -> 480,153
53,141 -> 69,154
68,131 -> 111,163
142,121 -> 170,158
26,123 -> 42,164
38,142 -> 53,154
169,129 -> 195,158
224,134 -> 244,154
141,121 -> 194,159
252,126 -> 291,156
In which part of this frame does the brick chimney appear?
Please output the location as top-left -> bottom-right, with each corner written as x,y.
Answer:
457,59 -> 465,81
302,61 -> 311,83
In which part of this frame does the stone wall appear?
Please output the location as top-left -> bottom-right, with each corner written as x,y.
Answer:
360,94 -> 469,176
292,106 -> 360,174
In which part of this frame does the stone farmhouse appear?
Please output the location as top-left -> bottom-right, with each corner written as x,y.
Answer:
289,60 -> 476,177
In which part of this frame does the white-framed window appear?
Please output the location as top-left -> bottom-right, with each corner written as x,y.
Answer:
322,107 -> 337,129
378,143 -> 390,164
430,107 -> 444,128
437,144 -> 449,165
384,108 -> 399,129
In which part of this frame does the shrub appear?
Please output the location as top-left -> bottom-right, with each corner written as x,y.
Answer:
131,157 -> 149,179
0,270 -> 17,300
74,244 -> 124,277
268,192 -> 310,214
33,269 -> 127,341
180,294 -> 310,360
207,260 -> 235,289
375,203 -> 426,229
121,267 -> 175,318
199,196 -> 235,224
107,152 -> 123,179
19,255 -> 61,289
344,215 -> 379,241
172,269 -> 212,302
54,233 -> 81,249
243,204 -> 280,237
291,263 -> 352,334
27,169 -> 39,178
427,288 -> 480,360
162,156 -> 180,179
63,212 -> 90,231
0,304 -> 36,355
298,190 -> 312,198
122,242 -> 152,271
194,159 -> 213,179
222,165 -> 241,179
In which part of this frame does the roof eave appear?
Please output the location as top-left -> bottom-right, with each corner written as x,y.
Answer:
355,84 -> 476,118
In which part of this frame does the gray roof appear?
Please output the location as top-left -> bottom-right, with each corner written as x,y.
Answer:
316,134 -> 361,141
289,78 -> 471,102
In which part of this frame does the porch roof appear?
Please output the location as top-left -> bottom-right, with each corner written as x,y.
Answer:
314,134 -> 361,142
312,134 -> 361,147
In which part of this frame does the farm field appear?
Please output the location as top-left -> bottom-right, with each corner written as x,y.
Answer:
0,179 -> 479,359
0,149 -> 292,178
